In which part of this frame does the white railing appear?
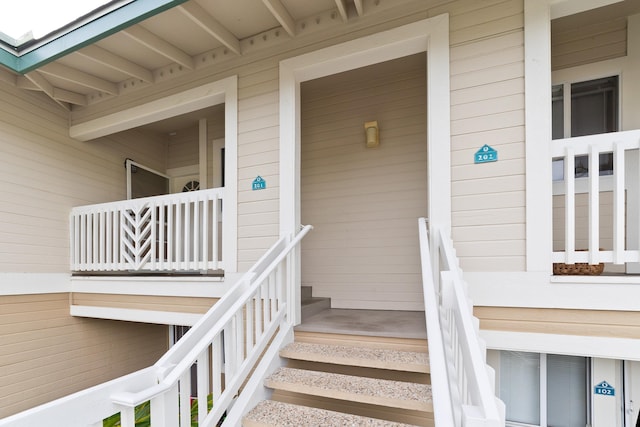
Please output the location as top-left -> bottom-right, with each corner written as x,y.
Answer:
70,188 -> 223,272
552,129 -> 640,266
418,218 -> 505,427
1,225 -> 312,427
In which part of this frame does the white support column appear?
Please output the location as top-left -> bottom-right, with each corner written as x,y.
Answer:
199,118 -> 208,190
524,0 -> 553,272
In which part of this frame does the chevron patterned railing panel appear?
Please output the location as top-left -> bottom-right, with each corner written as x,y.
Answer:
70,188 -> 224,272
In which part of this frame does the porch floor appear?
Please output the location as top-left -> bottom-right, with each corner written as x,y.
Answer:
294,309 -> 427,340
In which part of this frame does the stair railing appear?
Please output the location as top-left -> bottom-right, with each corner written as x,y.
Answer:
111,224 -> 313,427
0,225 -> 312,427
418,218 -> 505,427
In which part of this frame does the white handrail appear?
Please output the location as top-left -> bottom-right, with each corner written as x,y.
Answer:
111,224 -> 313,426
418,218 -> 505,427
418,218 -> 456,425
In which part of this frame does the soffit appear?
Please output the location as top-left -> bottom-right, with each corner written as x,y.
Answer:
1,0 -> 426,114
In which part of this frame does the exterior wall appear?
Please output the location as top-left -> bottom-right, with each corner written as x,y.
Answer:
446,0 -> 526,272
476,306 -> 640,338
0,82 -> 166,274
0,63 -> 169,418
551,11 -> 627,71
71,293 -> 218,313
67,0 -> 528,274
0,293 -> 167,418
300,54 -> 427,310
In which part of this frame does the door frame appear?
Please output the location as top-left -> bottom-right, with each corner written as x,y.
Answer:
278,15 -> 451,323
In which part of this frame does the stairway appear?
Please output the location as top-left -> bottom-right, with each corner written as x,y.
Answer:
243,332 -> 433,426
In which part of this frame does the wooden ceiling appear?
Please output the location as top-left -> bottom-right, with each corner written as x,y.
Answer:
0,0 -> 410,112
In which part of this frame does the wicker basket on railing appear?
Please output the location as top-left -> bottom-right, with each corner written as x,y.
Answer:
553,249 -> 604,275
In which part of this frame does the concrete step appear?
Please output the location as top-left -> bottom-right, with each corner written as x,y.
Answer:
243,400 -> 418,427
301,286 -> 312,299
280,341 -> 429,373
301,297 -> 331,321
264,367 -> 433,412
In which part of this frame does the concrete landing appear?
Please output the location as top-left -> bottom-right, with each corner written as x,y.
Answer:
295,309 -> 427,340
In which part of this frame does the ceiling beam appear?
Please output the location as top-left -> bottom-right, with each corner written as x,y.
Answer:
53,88 -> 88,106
334,0 -> 349,21
177,3 -> 241,55
353,0 -> 364,16
122,26 -> 195,70
25,71 -> 71,111
16,76 -> 39,90
39,63 -> 119,95
76,45 -> 154,83
261,0 -> 296,37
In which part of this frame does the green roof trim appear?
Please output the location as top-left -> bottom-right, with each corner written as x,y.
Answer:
2,0 -> 189,74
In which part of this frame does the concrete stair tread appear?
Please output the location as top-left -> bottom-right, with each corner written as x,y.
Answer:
265,367 -> 432,412
243,400 -> 419,427
281,342 -> 429,373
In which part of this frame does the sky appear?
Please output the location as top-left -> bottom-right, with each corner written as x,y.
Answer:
0,0 -> 111,40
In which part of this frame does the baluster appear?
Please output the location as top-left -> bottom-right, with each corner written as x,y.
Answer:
106,210 -> 112,268
150,202 -> 157,270
212,196 -> 219,270
197,346 -> 210,425
179,371 -> 191,427
99,211 -> 105,269
588,144 -> 600,264
72,214 -> 79,270
168,203 -> 174,269
119,406 -> 135,427
236,310 -> 245,365
613,142 -> 625,263
193,198 -> 200,270
262,281 -> 269,327
246,297 -> 254,356
212,334 -> 223,404
92,212 -> 98,267
269,271 -> 277,317
255,286 -> 263,341
564,147 -> 576,263
184,201 -> 191,270
158,204 -> 166,270
176,202 -> 182,268
224,320 -> 237,380
151,382 -> 179,427
202,196 -> 209,270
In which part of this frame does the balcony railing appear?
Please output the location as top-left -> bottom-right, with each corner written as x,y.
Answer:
552,130 -> 640,266
70,188 -> 223,272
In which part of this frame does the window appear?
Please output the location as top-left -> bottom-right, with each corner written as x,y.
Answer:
500,351 -> 589,427
552,76 -> 619,180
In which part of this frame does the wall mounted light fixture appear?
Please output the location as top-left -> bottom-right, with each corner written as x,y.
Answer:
364,120 -> 379,148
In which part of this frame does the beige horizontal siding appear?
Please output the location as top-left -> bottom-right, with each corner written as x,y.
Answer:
448,0 -> 525,272
552,16 -> 627,71
475,306 -> 640,339
0,83 -> 167,273
71,293 -> 218,313
0,293 -> 167,418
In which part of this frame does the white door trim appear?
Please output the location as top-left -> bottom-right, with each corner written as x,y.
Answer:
278,15 -> 452,240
